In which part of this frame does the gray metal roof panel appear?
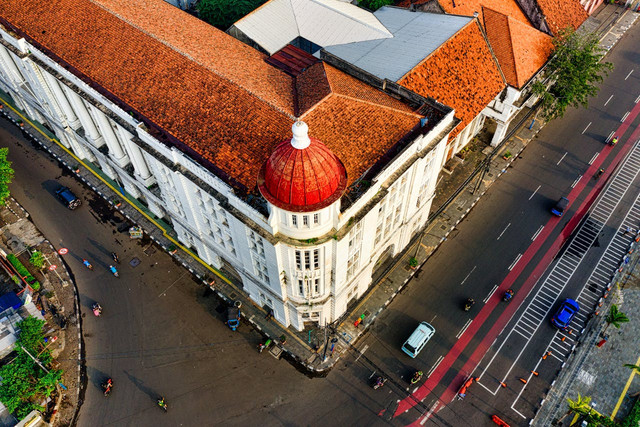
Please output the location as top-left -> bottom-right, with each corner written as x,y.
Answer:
324,7 -> 472,81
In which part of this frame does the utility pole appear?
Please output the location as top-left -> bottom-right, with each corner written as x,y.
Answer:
20,345 -> 67,390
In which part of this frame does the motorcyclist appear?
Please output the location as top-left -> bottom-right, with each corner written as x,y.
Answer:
111,252 -> 119,263
82,259 -> 93,270
157,397 -> 168,411
373,376 -> 385,389
503,289 -> 514,301
103,378 -> 113,396
464,298 -> 475,311
92,302 -> 102,316
109,265 -> 119,277
596,168 -> 605,178
411,370 -> 424,384
610,135 -> 619,146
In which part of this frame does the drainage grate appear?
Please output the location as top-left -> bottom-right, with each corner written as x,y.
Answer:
129,257 -> 140,267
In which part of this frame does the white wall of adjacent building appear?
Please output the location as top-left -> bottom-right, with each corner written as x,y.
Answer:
0,29 -> 453,330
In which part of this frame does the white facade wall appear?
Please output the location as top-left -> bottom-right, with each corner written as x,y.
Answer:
0,30 -> 452,330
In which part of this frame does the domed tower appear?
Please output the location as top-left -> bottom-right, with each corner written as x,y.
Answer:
258,121 -> 347,330
258,121 -> 347,238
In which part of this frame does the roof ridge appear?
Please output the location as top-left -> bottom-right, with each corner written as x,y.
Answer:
91,0 -> 297,120
331,93 -> 423,118
302,0 -> 392,38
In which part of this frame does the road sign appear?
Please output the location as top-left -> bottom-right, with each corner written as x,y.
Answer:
58,248 -> 68,255
48,265 -> 57,271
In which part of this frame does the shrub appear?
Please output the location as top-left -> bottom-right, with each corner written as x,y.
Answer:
6,254 -> 37,287
29,251 -> 45,270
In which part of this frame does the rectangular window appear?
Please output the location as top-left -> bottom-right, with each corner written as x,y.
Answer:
303,215 -> 309,226
313,213 -> 319,224
314,278 -> 320,294
295,251 -> 302,270
304,251 -> 311,269
313,249 -> 320,269
292,215 -> 297,227
298,279 -> 304,296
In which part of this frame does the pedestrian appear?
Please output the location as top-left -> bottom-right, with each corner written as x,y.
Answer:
623,226 -> 633,236
265,308 -> 273,321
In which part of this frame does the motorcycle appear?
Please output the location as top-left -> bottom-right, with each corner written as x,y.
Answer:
111,252 -> 119,264
82,259 -> 93,270
411,370 -> 423,385
503,289 -> 514,302
464,298 -> 475,312
595,168 -> 605,179
157,397 -> 168,412
102,378 -> 113,396
92,303 -> 102,317
609,136 -> 619,146
109,265 -> 119,278
373,376 -> 386,390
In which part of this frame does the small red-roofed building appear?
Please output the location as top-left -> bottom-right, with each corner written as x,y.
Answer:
0,0 -> 457,330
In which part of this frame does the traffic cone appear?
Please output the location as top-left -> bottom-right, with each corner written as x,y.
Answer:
500,382 -> 507,388
531,371 -> 539,376
519,378 -> 527,384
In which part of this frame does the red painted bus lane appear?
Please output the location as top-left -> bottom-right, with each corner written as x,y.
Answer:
390,101 -> 640,422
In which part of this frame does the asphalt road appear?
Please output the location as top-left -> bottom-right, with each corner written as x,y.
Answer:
1,122 -> 393,425
346,18 -> 640,427
1,17 -> 639,427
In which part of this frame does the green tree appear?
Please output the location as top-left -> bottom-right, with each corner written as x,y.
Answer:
624,363 -> 640,374
557,394 -> 593,424
358,0 -> 393,11
198,0 -> 267,30
0,317 -> 62,419
604,304 -> 629,334
532,28 -> 613,121
0,147 -> 14,206
16,316 -> 46,353
29,251 -> 45,270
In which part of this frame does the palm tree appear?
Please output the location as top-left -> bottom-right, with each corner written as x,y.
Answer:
604,304 -> 629,334
557,394 -> 593,424
624,364 -> 640,375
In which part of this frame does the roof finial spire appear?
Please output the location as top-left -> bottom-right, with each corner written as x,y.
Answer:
291,121 -> 311,149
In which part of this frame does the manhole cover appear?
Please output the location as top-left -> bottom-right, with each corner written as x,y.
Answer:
129,257 -> 141,267
143,245 -> 157,256
230,293 -> 237,299
441,224 -> 447,230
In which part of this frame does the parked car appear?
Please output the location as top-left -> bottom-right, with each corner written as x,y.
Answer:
551,299 -> 579,329
55,186 -> 81,209
551,197 -> 569,217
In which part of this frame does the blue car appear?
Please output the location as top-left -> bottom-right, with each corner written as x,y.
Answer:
551,299 -> 579,329
551,197 -> 569,217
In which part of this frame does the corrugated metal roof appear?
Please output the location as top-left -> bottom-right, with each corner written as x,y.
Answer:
233,0 -> 392,55
324,7 -> 472,81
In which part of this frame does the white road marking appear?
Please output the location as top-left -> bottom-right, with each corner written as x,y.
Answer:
460,266 -> 477,286
427,356 -> 444,378
635,94 -> 640,104
508,254 -> 522,271
571,175 -> 582,188
625,69 -> 633,80
556,152 -> 567,165
622,111 -> 630,122
529,185 -> 541,200
582,122 -> 591,134
456,320 -> 473,338
497,223 -> 511,240
589,152 -> 599,165
531,225 -> 544,241
422,401 -> 440,425
354,344 -> 368,362
604,95 -> 614,106
483,285 -> 499,303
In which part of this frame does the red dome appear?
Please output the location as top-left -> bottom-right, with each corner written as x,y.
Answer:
258,122 -> 347,213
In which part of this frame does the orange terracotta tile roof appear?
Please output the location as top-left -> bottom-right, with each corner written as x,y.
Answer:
397,0 -> 532,28
536,0 -> 588,36
483,7 -> 553,88
398,20 -> 505,139
1,0 -> 427,194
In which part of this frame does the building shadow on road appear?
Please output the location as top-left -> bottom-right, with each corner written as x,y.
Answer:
122,369 -> 160,404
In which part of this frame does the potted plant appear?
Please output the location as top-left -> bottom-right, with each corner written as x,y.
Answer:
409,257 -> 419,269
502,150 -> 512,160
168,244 -> 178,255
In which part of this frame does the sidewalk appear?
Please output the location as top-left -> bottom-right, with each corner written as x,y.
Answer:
0,2 -> 637,376
533,243 -> 640,425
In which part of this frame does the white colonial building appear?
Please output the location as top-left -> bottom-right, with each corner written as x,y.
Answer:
0,0 -> 457,330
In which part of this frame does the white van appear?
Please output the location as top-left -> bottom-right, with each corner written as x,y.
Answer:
402,322 -> 435,358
